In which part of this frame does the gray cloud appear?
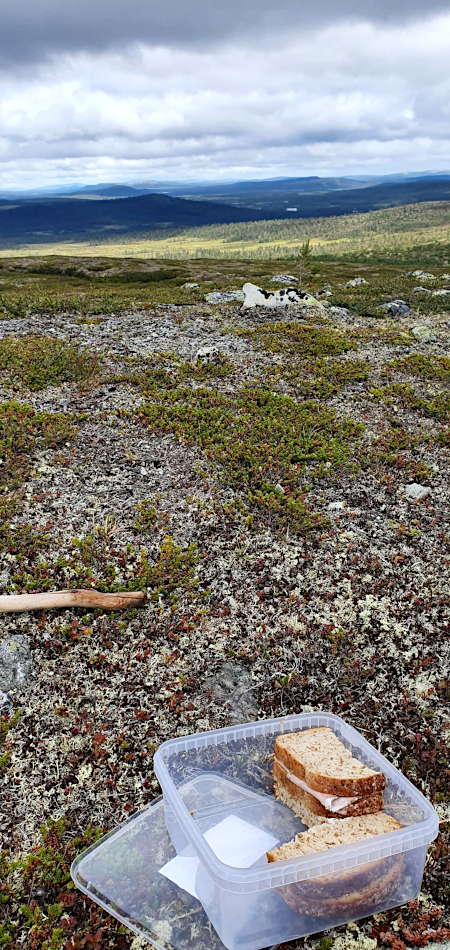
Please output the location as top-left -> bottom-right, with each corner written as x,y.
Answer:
1,0 -> 450,66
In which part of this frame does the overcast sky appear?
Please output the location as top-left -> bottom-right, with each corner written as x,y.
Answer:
1,0 -> 450,189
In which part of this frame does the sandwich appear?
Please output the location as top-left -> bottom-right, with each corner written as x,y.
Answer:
273,727 -> 386,826
267,812 -> 404,917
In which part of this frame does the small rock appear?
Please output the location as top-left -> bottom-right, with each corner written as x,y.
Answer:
274,483 -> 285,494
206,661 -> 258,724
182,282 -> 199,289
0,689 -> 12,709
346,277 -> 367,287
409,270 -> 436,280
328,501 -> 345,511
432,289 -> 450,296
439,273 -> 450,280
270,274 -> 299,284
411,325 -> 437,343
412,286 -> 432,294
314,290 -> 333,298
140,467 -> 148,476
329,306 -> 350,316
205,290 -> 245,304
196,345 -> 222,365
404,483 -> 430,501
376,300 -> 410,316
0,635 -> 32,694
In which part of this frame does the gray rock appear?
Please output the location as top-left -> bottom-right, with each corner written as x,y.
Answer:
270,274 -> 299,284
347,278 -> 364,289
377,299 -> 410,316
314,290 -> 333,298
328,501 -> 345,511
0,635 -> 32,694
346,277 -> 367,287
432,289 -> 450,296
411,325 -> 437,343
439,274 -> 450,280
205,290 -> 245,304
182,282 -> 199,289
0,689 -> 12,709
328,306 -> 350,316
412,286 -> 432,294
404,483 -> 430,501
410,271 -> 436,280
206,661 -> 258,723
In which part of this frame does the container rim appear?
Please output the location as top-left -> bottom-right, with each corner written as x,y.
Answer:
153,711 -> 439,893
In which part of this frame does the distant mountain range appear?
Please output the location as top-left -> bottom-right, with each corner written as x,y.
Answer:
1,174 -> 450,246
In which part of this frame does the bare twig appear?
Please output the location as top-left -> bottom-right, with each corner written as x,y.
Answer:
0,589 -> 146,613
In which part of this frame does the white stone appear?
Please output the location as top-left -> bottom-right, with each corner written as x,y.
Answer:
242,282 -> 320,309
270,274 -> 299,283
328,501 -> 345,511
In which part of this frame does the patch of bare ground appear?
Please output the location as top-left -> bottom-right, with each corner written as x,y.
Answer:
0,291 -> 449,950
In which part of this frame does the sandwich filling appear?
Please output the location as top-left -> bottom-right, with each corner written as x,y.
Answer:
274,757 -> 359,813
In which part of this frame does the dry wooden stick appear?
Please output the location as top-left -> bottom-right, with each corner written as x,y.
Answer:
0,589 -> 146,613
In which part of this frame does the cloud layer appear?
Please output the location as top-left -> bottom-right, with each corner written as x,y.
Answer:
1,9 -> 450,189
1,0 -> 449,66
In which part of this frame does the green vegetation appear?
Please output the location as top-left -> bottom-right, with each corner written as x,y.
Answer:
383,353 -> 450,381
0,401 -> 76,491
0,818 -> 120,950
0,709 -> 21,769
2,198 -> 450,265
240,321 -> 356,358
0,336 -> 101,390
135,359 -> 364,534
370,383 -> 450,420
0,259 -> 196,317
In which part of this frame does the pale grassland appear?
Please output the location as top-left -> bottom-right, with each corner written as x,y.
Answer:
0,200 -> 450,261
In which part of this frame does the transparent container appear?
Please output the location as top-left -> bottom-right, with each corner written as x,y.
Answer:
153,712 -> 439,950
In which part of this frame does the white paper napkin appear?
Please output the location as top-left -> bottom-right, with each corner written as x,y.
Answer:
159,814 -> 279,899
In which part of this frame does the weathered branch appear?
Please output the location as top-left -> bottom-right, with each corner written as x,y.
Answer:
0,589 -> 146,613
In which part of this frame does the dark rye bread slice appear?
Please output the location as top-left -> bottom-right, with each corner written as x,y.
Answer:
267,813 -> 403,918
279,855 -> 404,917
275,727 -> 386,797
273,761 -> 384,821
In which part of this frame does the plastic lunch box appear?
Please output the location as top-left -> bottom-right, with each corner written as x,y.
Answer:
71,712 -> 439,950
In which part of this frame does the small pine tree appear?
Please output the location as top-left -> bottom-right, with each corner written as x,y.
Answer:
298,239 -> 313,284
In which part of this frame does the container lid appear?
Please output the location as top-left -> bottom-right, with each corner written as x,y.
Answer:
71,797 -> 278,950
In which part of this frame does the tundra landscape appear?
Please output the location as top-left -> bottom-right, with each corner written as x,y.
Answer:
0,207 -> 450,948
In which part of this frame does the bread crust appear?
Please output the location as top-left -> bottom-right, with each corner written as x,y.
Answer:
273,765 -> 384,819
275,728 -> 385,797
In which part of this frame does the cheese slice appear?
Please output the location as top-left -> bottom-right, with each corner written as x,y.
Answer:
274,757 -> 359,813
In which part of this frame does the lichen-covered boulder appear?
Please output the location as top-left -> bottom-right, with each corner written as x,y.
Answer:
242,282 -> 320,309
